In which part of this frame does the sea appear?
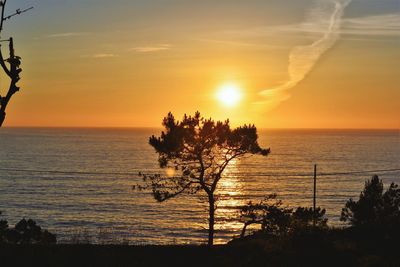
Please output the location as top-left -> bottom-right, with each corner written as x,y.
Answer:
0,128 -> 399,244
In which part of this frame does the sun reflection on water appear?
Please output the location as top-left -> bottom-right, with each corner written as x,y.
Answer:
215,158 -> 246,237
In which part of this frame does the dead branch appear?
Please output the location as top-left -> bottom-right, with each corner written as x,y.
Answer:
0,0 -> 33,127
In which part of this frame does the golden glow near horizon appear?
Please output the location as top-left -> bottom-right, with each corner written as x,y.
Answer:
216,83 -> 243,108
3,1 -> 399,128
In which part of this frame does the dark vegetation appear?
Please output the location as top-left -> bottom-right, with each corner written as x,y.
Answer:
0,231 -> 398,267
0,213 -> 56,245
235,175 -> 399,238
228,175 -> 400,266
341,174 -> 400,228
238,194 -> 327,238
136,112 -> 269,246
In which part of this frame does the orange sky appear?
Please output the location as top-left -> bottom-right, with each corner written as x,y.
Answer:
1,0 -> 399,128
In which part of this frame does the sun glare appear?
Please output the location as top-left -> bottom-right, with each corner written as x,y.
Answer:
216,83 -> 242,107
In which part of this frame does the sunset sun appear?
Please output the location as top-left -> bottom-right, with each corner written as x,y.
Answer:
216,83 -> 242,107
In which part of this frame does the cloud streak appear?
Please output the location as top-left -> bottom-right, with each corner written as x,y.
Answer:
81,53 -> 119,59
342,13 -> 400,37
130,44 -> 171,53
46,32 -> 89,38
222,12 -> 400,39
92,53 -> 118,58
258,0 -> 352,110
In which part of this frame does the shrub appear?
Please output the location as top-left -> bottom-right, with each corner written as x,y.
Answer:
0,216 -> 56,245
239,195 -> 328,238
340,175 -> 400,227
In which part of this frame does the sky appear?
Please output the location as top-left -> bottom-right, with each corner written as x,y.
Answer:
1,0 -> 399,128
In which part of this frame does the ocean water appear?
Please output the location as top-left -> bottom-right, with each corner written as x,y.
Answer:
0,128 -> 399,244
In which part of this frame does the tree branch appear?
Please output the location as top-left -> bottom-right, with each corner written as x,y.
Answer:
0,1 -> 31,127
211,150 -> 245,192
154,181 -> 196,202
0,40 -> 11,77
0,38 -> 20,127
0,0 -> 7,31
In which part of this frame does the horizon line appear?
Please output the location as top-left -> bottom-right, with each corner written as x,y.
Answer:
1,126 -> 399,131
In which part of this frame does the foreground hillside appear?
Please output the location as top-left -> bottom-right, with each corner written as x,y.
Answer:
1,229 -> 399,267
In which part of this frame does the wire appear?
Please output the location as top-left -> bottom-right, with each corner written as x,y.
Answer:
319,168 -> 400,176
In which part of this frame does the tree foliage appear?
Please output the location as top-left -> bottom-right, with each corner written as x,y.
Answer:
340,175 -> 400,227
137,112 -> 270,245
239,195 -> 328,238
0,213 -> 56,244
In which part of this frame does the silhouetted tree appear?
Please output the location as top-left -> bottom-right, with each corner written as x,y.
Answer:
0,1 -> 33,127
381,182 -> 400,226
341,175 -> 400,227
239,194 -> 290,238
138,112 -> 270,245
0,216 -> 56,244
239,195 -> 327,238
291,207 -> 327,229
0,211 -> 8,243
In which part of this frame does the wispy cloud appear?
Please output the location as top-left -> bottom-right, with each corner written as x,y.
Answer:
196,38 -> 288,50
130,44 -> 172,53
81,53 -> 119,59
93,53 -> 118,58
45,32 -> 89,38
259,13 -> 400,37
222,12 -> 400,40
342,13 -> 400,37
257,0 -> 352,111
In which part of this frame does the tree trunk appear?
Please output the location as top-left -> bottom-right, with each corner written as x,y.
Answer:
240,223 -> 249,238
0,111 -> 5,127
0,38 -> 20,128
208,195 -> 215,246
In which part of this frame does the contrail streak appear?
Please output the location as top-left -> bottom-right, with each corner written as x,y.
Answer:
258,0 -> 352,109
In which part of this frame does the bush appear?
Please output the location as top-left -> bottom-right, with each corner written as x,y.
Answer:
239,195 -> 328,238
340,175 -> 400,227
0,215 -> 56,245
291,207 -> 328,229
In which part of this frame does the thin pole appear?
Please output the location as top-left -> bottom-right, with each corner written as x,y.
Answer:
313,164 -> 317,227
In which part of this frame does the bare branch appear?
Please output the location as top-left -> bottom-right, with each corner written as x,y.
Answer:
3,6 -> 33,23
0,1 -> 33,127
